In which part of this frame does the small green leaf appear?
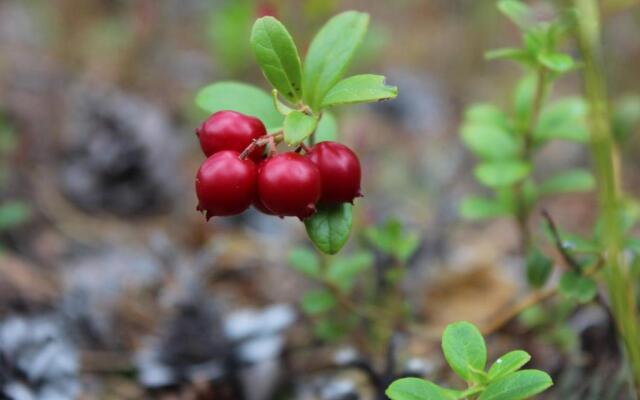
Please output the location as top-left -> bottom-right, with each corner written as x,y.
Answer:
497,0 -> 532,29
303,11 -> 369,110
301,290 -> 336,314
313,318 -> 349,341
305,203 -> 353,255
538,52 -> 575,73
272,89 -> 295,116
612,95 -> 640,142
464,103 -> 509,129
442,321 -> 487,382
459,196 -> 512,220
195,81 -> 283,130
284,111 -> 318,145
559,271 -> 598,303
526,248 -> 553,288
485,48 -> 533,65
474,161 -> 531,187
478,370 -> 553,400
488,350 -> 532,381
365,219 -> 419,262
535,97 -> 589,143
315,112 -> 338,143
386,378 -> 460,400
538,169 -> 595,195
321,74 -> 397,107
461,123 -> 520,161
327,251 -> 374,292
288,247 -> 321,278
251,17 -> 303,102
0,202 -> 30,231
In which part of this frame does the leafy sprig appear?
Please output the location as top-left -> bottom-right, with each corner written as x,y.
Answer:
196,11 -> 397,254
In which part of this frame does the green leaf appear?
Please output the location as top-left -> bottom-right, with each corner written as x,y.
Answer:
459,196 -> 512,220
497,0 -> 532,29
474,161 -> 531,187
327,251 -> 374,292
365,219 -> 419,262
315,112 -> 338,143
0,202 -> 30,231
305,203 -> 353,255
612,95 -> 640,142
442,321 -> 487,382
288,247 -> 321,278
488,350 -> 532,381
284,111 -> 318,145
485,48 -> 533,65
208,1 -> 252,74
478,370 -> 553,400
464,104 -> 509,129
534,97 -> 589,143
251,17 -> 303,102
303,11 -> 369,110
301,290 -> 336,314
386,378 -> 460,400
321,74 -> 397,107
526,249 -> 553,289
559,271 -> 598,303
538,169 -> 595,195
313,318 -> 349,341
460,123 -> 520,161
538,52 -> 575,73
195,81 -> 283,130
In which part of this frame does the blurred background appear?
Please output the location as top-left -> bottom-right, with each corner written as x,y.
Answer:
1,0 -> 640,399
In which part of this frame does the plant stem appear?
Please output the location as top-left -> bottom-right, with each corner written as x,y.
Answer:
574,0 -> 640,394
515,67 -> 548,253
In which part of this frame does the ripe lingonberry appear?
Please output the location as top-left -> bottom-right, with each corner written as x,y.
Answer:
252,160 -> 275,215
196,150 -> 257,219
196,111 -> 266,161
307,141 -> 362,204
258,152 -> 321,219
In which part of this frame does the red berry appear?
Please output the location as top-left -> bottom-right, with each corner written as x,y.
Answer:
196,151 -> 257,219
196,111 -> 266,161
252,160 -> 275,215
258,152 -> 321,219
307,141 -> 362,204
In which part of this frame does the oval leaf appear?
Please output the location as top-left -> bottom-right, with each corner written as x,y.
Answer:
559,271 -> 598,303
442,321 -> 487,382
327,251 -> 374,292
321,74 -> 397,107
497,0 -> 532,28
488,350 -> 532,381
301,290 -> 336,315
288,247 -> 320,278
251,17 -> 303,102
478,370 -> 553,400
303,11 -> 369,110
195,81 -> 283,130
305,203 -> 353,255
526,249 -> 553,289
284,111 -> 318,145
474,161 -> 531,187
459,196 -> 512,220
461,123 -> 520,161
538,169 -> 595,195
386,378 -> 460,400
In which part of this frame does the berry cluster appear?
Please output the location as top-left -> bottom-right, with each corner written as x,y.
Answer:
195,111 -> 362,220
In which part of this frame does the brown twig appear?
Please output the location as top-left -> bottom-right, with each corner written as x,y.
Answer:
239,132 -> 283,159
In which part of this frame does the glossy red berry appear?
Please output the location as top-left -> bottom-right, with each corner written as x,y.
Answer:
196,111 -> 266,161
258,152 -> 321,219
252,160 -> 275,215
196,151 -> 257,219
307,141 -> 362,204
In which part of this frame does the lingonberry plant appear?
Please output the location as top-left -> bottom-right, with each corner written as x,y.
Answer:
387,322 -> 552,400
459,0 -> 595,281
194,11 -> 397,254
289,218 -> 420,345
459,0 -> 640,395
